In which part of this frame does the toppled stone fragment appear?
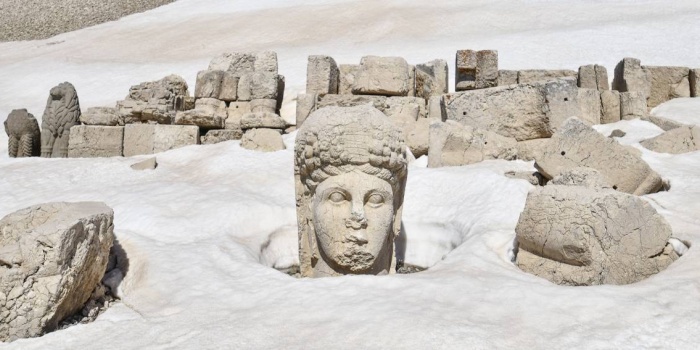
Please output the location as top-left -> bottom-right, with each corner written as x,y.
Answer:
202,129 -> 243,144
640,126 -> 700,154
0,202 -> 114,341
4,109 -> 40,157
549,167 -> 610,188
195,70 -> 224,99
306,55 -> 339,95
174,98 -> 227,129
80,107 -> 120,126
535,117 -> 663,195
612,57 -> 651,99
68,126 -> 124,157
645,66 -> 691,108
116,75 -> 189,125
240,128 -> 285,152
515,185 -> 677,286
130,157 -> 157,170
352,56 -> 411,96
240,112 -> 286,130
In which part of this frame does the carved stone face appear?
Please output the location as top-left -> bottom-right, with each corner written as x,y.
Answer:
312,170 -> 395,273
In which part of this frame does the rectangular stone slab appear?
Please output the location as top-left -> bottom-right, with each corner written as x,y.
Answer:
68,126 -> 124,157
123,124 -> 199,156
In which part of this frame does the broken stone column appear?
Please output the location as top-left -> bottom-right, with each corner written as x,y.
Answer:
4,109 -> 40,157
428,120 -> 518,167
68,126 -> 124,157
535,117 -> 663,195
415,59 -> 448,100
515,185 -> 678,286
123,124 -> 199,156
0,202 -> 114,341
620,91 -> 648,120
644,66 -> 691,108
578,64 -> 609,90
41,82 -> 81,158
600,90 -> 621,124
306,55 -> 339,96
352,56 -> 411,96
455,50 -> 498,91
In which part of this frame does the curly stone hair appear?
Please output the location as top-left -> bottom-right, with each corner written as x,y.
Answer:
294,105 -> 408,196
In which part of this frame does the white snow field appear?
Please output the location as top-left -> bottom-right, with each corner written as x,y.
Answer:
1,0 -> 700,348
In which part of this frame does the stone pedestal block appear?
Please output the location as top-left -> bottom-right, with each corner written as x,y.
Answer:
68,126 -> 124,157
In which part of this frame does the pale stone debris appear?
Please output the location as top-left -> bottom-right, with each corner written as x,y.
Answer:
640,126 -> 700,154
218,72 -> 239,102
41,82 -> 81,158
4,109 -> 40,157
240,128 -> 285,152
116,75 -> 189,125
80,107 -> 121,126
201,129 -> 243,144
123,124 -> 199,156
428,120 -> 518,167
130,157 -> 158,170
515,185 -> 677,286
295,93 -> 317,127
352,56 -> 411,96
578,64 -> 609,90
194,70 -> 224,99
415,59 -> 448,100
549,167 -> 610,188
644,66 -> 691,108
174,98 -> 227,129
612,57 -> 651,100
535,117 -> 663,195
620,91 -> 648,120
516,138 -> 550,161
600,90 -> 621,124
240,112 -> 286,130
0,202 -> 114,341
337,64 -> 359,95
517,69 -> 577,84
455,50 -> 498,91
316,94 -> 387,111
306,55 -> 339,96
68,126 -> 124,157
577,88 -> 602,125
208,52 -> 256,75
294,105 -> 407,277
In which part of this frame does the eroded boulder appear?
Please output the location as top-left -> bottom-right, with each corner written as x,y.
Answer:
535,117 -> 663,195
0,202 -> 114,341
240,129 -> 285,152
515,185 -> 678,285
640,126 -> 700,154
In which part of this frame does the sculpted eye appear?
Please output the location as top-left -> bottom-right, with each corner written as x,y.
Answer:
329,191 -> 346,203
367,193 -> 385,205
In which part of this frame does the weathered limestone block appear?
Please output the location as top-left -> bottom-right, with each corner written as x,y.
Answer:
383,97 -> 428,157
4,109 -> 40,157
455,50 -> 498,91
645,114 -> 686,131
427,95 -> 445,120
306,55 -> 339,95
240,112 -> 286,130
296,93 -> 317,127
194,70 -> 224,99
250,99 -> 277,114
41,82 -> 81,158
644,66 -> 691,108
254,51 -> 279,74
612,57 -> 651,99
123,124 -> 199,156
353,56 -> 411,96
80,107 -> 120,126
535,117 -> 663,195
0,202 -> 114,341
403,118 -> 431,158
416,59 -> 448,99
68,126 -> 124,157
316,94 -> 387,112
208,52 -> 256,76
226,102 -> 251,129
237,72 -> 281,101
444,82 -> 551,141
542,78 -> 587,129
130,157 -> 157,170
497,70 -> 518,86
407,65 -> 416,97
294,105 -> 407,277
690,68 -> 700,97
640,126 -> 700,154
620,91 -> 648,120
174,98 -> 226,129
577,89 -> 602,125
515,185 -> 677,285
241,128 -> 285,152
201,129 -> 243,144
385,97 -> 426,121
516,138 -> 550,162
549,167 -> 610,188
338,64 -> 359,95
428,120 -> 518,167
117,75 -> 189,124
578,64 -> 609,90
517,69 -> 577,84
600,90 -> 621,124
218,72 -> 239,102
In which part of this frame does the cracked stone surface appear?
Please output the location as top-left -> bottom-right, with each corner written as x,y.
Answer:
535,117 -> 663,195
0,202 -> 114,342
640,126 -> 700,154
515,185 -> 678,286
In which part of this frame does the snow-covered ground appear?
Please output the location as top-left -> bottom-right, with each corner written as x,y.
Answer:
1,0 -> 700,348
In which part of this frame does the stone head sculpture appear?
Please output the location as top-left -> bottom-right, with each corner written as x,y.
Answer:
41,82 -> 81,158
4,109 -> 40,157
294,105 -> 408,277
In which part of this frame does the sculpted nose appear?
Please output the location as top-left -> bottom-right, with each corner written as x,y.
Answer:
344,202 -> 368,230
